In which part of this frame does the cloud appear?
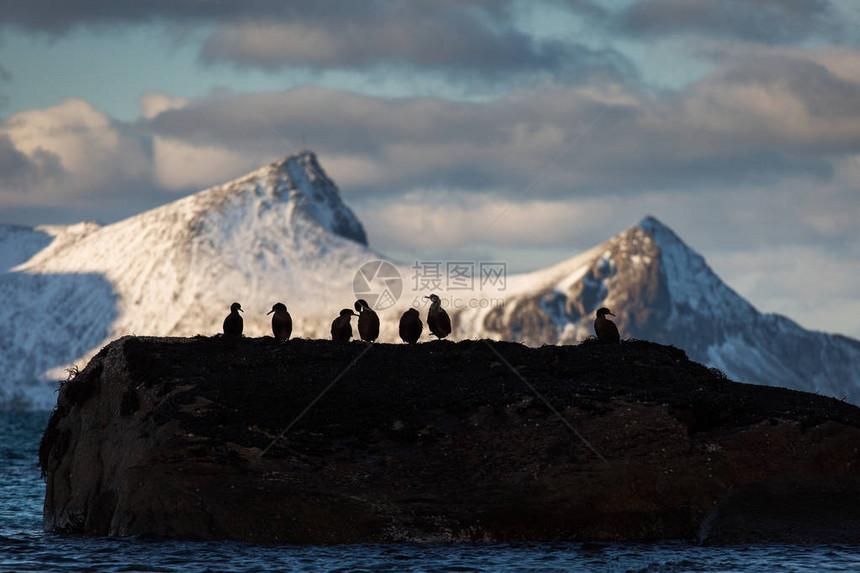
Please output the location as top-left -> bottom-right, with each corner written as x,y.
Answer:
200,19 -> 567,73
360,191 -> 613,251
0,134 -> 65,197
696,49 -> 860,122
618,0 -> 843,44
0,62 -> 10,111
145,46 -> 860,199
138,92 -> 188,120
151,136 -> 259,190
6,46 -> 857,229
194,6 -> 623,76
145,82 -> 627,196
710,243 -> 860,338
0,0 -> 449,32
0,98 -> 151,205
0,0 -> 602,34
0,0 -> 280,32
0,0 -> 619,76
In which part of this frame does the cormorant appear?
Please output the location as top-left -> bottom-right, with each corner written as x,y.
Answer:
425,294 -> 452,339
267,302 -> 292,342
594,307 -> 620,344
354,299 -> 380,343
331,308 -> 358,342
399,308 -> 423,344
223,302 -> 244,337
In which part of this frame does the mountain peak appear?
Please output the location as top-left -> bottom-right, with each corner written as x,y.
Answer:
630,214 -> 749,319
279,150 -> 367,246
636,215 -> 680,243
206,150 -> 367,246
271,149 -> 319,173
250,149 -> 318,176
289,151 -> 366,245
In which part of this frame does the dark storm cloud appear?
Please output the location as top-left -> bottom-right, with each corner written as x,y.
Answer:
0,0 -> 613,74
0,0 -> 600,31
196,1 -> 616,74
710,53 -> 860,121
0,0 -> 311,32
618,0 -> 841,44
199,17 -> 569,73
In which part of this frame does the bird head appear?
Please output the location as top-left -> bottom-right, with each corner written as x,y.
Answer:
231,302 -> 243,313
354,299 -> 370,313
268,302 -> 287,315
596,307 -> 614,318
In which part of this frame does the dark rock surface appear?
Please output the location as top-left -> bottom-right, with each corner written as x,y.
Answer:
39,336 -> 860,543
698,475 -> 860,544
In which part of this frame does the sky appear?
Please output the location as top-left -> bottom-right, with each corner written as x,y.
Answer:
0,0 -> 858,338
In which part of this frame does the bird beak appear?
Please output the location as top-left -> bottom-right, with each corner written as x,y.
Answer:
267,309 -> 274,315
608,312 -> 615,317
239,308 -> 244,313
424,296 -> 431,299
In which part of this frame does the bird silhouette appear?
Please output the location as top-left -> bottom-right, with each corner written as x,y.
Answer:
267,302 -> 292,342
425,294 -> 452,339
399,308 -> 423,344
331,308 -> 358,342
223,302 -> 244,337
354,299 -> 380,343
594,307 -> 620,344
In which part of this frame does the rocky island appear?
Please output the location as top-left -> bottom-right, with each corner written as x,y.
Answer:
39,336 -> 860,543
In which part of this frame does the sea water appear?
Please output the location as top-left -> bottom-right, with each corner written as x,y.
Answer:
2,412 -> 859,572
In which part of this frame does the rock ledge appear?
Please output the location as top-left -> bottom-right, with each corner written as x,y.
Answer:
39,336 -> 860,543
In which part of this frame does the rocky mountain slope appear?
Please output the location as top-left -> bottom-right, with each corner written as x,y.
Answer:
455,217 -> 860,402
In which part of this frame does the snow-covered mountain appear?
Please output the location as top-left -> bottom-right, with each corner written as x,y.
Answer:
454,216 -> 860,402
3,151 -> 860,409
0,151 -> 380,408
